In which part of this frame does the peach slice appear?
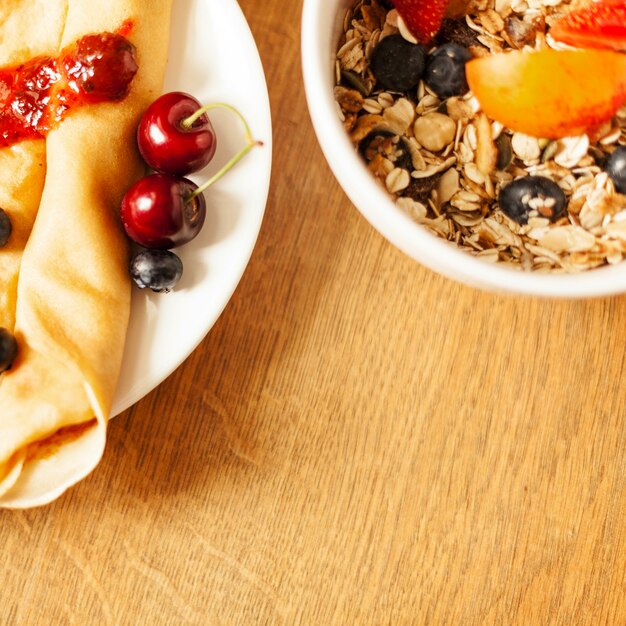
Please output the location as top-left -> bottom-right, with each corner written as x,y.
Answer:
465,49 -> 626,139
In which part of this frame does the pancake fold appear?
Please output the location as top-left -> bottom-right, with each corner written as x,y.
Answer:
0,0 -> 173,508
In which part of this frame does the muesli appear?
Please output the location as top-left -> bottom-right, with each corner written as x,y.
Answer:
334,0 -> 626,272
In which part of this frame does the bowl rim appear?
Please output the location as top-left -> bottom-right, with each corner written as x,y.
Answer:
300,0 -> 626,298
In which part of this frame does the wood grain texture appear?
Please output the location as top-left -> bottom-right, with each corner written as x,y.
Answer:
1,0 -> 625,624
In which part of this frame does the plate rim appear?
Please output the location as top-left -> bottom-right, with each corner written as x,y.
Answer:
110,0 -> 273,416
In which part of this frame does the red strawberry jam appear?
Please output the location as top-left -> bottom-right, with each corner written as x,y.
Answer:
0,27 -> 137,148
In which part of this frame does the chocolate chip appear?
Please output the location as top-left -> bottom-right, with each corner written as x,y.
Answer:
433,19 -> 481,48
400,172 -> 443,204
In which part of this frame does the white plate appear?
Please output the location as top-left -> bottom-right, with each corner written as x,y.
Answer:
110,0 -> 272,416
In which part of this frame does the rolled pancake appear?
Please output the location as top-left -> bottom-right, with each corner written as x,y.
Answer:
0,0 -> 173,507
0,1 -> 68,331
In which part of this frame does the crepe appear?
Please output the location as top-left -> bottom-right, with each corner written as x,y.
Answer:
0,0 -> 173,508
0,1 -> 68,331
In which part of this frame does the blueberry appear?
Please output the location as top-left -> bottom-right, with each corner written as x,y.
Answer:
130,249 -> 183,293
0,328 -> 18,373
0,208 -> 11,248
370,35 -> 426,92
499,176 -> 566,225
604,146 -> 626,194
424,44 -> 472,99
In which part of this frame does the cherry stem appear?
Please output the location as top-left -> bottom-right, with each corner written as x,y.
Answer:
183,103 -> 261,201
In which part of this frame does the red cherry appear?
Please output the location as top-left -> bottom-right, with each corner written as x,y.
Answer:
137,91 -> 217,175
121,173 -> 206,249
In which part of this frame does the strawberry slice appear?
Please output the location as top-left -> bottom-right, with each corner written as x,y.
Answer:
550,0 -> 626,51
392,0 -> 449,44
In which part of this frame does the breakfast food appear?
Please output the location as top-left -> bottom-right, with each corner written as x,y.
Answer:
0,3 -> 67,333
466,48 -> 626,138
0,0 -> 173,508
549,0 -> 626,50
122,173 -> 207,249
335,0 -> 626,272
137,91 -> 218,175
130,248 -> 184,292
122,96 -> 260,292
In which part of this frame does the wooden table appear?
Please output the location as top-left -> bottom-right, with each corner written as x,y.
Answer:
2,1 -> 625,624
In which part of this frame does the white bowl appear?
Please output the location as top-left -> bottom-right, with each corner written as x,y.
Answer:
301,0 -> 626,298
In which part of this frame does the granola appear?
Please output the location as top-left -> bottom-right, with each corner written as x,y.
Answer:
334,0 -> 626,272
